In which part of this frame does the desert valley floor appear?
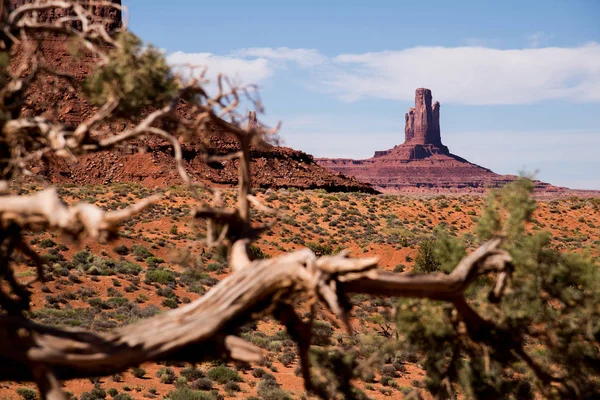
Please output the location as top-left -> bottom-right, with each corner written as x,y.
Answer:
2,183 -> 599,400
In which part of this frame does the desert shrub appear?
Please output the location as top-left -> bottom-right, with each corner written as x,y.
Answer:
306,242 -> 333,256
114,261 -> 142,276
113,245 -> 130,255
206,262 -> 225,274
80,384 -> 106,400
145,269 -> 175,284
157,367 -> 177,384
277,350 -> 295,367
162,298 -> 178,309
257,374 -> 292,400
180,367 -> 205,381
39,238 -> 56,248
107,388 -> 118,397
207,365 -> 242,384
130,366 -> 146,378
311,320 -> 334,346
252,367 -> 266,378
249,245 -> 270,260
224,381 -> 241,392
380,364 -> 397,378
131,244 -> 153,261
16,388 -> 37,400
165,388 -> 216,400
145,256 -> 164,268
190,378 -> 213,391
113,394 -> 132,400
73,250 -> 94,266
393,264 -> 405,273
156,287 -> 176,298
412,239 -> 440,273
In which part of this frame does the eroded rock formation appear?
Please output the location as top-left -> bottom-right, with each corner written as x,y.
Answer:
317,88 -> 564,194
8,0 -> 375,193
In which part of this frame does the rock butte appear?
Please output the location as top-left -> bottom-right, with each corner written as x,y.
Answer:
317,88 -> 569,194
8,0 -> 375,193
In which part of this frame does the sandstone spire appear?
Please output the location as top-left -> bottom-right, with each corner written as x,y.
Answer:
404,88 -> 442,147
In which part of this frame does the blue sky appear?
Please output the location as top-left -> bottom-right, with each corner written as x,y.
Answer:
124,0 -> 600,189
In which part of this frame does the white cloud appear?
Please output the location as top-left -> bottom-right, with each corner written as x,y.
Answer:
324,43 -> 600,104
235,47 -> 326,67
166,51 -> 274,87
168,44 -> 600,105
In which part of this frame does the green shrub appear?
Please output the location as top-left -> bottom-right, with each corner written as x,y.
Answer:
190,378 -> 213,391
181,367 -> 205,381
306,242 -> 333,256
165,388 -> 216,400
131,244 -> 153,261
145,269 -> 175,284
249,245 -> 270,260
84,32 -> 178,116
206,263 -> 224,273
16,388 -> 37,400
113,245 -> 129,255
115,261 -> 142,276
130,366 -> 146,378
157,367 -> 177,384
207,365 -> 242,384
73,250 -> 94,266
162,298 -> 178,309
412,239 -> 440,273
39,238 -> 56,248
146,256 -> 164,268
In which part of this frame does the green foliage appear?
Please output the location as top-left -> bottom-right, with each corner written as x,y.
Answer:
249,245 -> 270,260
395,178 -> 600,399
131,244 -> 153,261
306,242 -> 333,257
476,177 -> 537,241
16,388 -> 37,400
257,373 -> 292,400
413,230 -> 466,274
157,367 -> 177,384
39,238 -> 56,248
113,245 -> 129,255
130,367 -> 146,378
206,365 -> 242,384
145,256 -> 164,268
165,388 -> 218,400
84,32 -> 178,116
145,269 -> 175,284
412,239 -> 441,273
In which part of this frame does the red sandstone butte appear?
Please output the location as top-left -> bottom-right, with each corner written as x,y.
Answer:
7,0 -> 374,193
316,88 -> 566,194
